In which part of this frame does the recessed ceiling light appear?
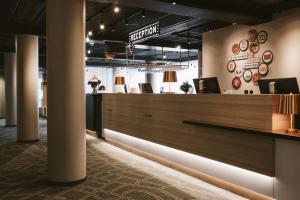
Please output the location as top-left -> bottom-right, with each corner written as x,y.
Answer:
172,2 -> 176,5
88,30 -> 93,36
87,49 -> 91,54
114,6 -> 120,13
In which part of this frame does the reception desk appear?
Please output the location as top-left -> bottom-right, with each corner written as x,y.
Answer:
100,94 -> 300,199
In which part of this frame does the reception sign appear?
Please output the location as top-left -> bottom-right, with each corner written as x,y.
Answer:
129,21 -> 160,44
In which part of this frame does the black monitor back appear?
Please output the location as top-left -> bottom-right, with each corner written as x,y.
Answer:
258,77 -> 299,94
139,83 -> 153,93
193,77 -> 221,94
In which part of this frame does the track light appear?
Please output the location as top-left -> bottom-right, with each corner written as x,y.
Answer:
142,10 -> 146,18
114,6 -> 120,13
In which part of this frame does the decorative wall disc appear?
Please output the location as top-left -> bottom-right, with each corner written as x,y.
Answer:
248,29 -> 257,42
243,70 -> 252,82
252,72 -> 261,86
235,66 -> 243,77
232,77 -> 241,89
257,31 -> 268,44
239,39 -> 249,52
227,60 -> 236,72
232,43 -> 240,55
262,50 -> 273,64
250,42 -> 259,54
258,63 -> 268,76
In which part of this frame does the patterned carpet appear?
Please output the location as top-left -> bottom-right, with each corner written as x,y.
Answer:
0,120 -> 246,200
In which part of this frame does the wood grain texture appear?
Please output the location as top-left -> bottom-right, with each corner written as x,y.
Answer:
102,94 -> 292,176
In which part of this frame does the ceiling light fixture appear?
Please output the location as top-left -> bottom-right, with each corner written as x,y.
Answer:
114,6 -> 120,13
86,37 -> 90,42
87,49 -> 91,54
176,45 -> 181,49
142,9 -> 146,18
100,14 -> 105,30
100,23 -> 105,30
88,30 -> 93,36
172,2 -> 176,5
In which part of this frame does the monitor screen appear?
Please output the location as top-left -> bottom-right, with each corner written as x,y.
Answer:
139,83 -> 153,93
193,77 -> 221,94
258,78 -> 299,94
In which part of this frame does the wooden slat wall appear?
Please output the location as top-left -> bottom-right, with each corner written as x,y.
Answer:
102,94 -> 287,176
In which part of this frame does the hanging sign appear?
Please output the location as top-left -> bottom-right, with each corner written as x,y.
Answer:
129,21 -> 160,44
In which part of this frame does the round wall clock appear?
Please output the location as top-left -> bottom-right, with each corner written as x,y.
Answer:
258,63 -> 269,76
239,39 -> 249,51
243,70 -> 252,82
250,42 -> 259,54
252,72 -> 261,86
232,43 -> 240,55
257,31 -> 268,44
248,29 -> 257,42
262,50 -> 273,64
235,66 -> 243,77
232,77 -> 241,89
227,60 -> 236,72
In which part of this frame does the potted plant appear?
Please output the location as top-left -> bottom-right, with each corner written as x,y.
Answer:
98,85 -> 106,92
88,75 -> 101,94
180,81 -> 192,94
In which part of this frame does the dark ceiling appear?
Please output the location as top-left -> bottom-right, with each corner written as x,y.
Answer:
0,0 -> 299,68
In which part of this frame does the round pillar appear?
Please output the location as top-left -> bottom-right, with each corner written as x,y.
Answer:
16,35 -> 39,141
47,0 -> 86,183
4,53 -> 17,126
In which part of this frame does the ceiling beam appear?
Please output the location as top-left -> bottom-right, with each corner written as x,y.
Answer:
88,0 -> 269,25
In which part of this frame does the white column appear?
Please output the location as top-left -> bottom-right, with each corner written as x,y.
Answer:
4,53 -> 17,126
47,0 -> 86,183
16,35 -> 39,141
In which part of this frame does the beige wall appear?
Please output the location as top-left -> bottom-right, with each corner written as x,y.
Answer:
203,7 -> 300,94
0,69 -> 5,117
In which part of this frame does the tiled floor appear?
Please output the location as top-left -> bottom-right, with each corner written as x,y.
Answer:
0,120 -> 246,200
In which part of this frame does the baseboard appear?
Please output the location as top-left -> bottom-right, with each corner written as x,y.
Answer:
106,138 -> 274,200
86,129 -> 98,138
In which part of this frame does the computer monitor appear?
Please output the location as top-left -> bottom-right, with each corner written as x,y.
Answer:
258,78 -> 299,94
139,83 -> 153,93
193,77 -> 221,94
